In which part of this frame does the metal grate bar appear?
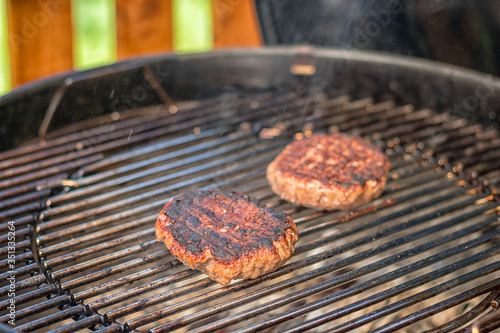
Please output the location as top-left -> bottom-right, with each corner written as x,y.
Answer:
433,129 -> 497,156
0,295 -> 71,323
73,259 -> 183,302
328,102 -> 402,133
325,101 -> 402,130
468,309 -> 500,333
52,240 -> 159,281
0,107 -> 172,170
0,274 -> 46,298
0,155 -> 104,191
0,188 -> 51,212
0,235 -> 31,255
0,216 -> 34,233
467,159 -> 500,178
288,97 -> 378,134
0,148 -> 118,180
0,203 -> 41,222
326,97 -> 373,115
356,108 -> 434,138
371,277 -> 500,333
0,214 -> 35,231
105,272 -> 216,323
0,173 -> 69,200
355,108 -> 432,136
58,250 -> 174,292
0,285 -> 57,314
85,266 -> 206,312
46,314 -> 102,333
44,228 -> 155,269
422,290 -> 500,333
92,324 -> 123,333
472,309 -> 500,332
31,96 -> 356,201
0,225 -> 30,243
303,262 -> 500,333
386,116 -> 469,145
395,115 -> 457,144
16,305 -> 87,333
0,262 -> 38,281
221,244 -> 500,333
0,237 -> 31,256
453,140 -> 500,166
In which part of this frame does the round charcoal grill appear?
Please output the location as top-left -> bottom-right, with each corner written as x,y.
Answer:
1,48 -> 500,333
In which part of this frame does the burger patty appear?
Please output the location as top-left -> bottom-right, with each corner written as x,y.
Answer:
155,188 -> 299,285
267,132 -> 390,210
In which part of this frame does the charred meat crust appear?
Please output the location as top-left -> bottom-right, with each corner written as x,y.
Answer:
156,189 -> 298,285
267,133 -> 390,210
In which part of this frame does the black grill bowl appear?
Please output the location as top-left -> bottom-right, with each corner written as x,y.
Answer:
0,47 -> 499,333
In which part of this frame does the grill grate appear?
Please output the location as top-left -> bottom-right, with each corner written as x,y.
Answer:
1,88 -> 500,333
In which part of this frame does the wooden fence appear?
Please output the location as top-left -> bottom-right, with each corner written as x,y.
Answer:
6,0 -> 262,87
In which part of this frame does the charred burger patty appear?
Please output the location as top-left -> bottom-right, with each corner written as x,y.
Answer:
155,188 -> 299,285
267,132 -> 390,210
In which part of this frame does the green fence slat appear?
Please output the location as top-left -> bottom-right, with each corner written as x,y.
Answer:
73,0 -> 117,70
0,0 -> 11,96
173,0 -> 213,53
